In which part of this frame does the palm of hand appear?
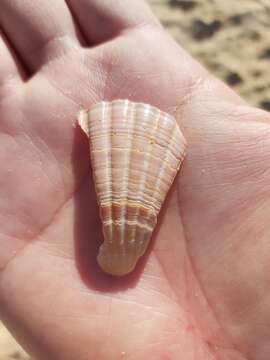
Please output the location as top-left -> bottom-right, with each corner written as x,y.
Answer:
1,4 -> 270,360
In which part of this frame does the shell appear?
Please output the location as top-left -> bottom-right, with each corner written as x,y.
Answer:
78,99 -> 186,276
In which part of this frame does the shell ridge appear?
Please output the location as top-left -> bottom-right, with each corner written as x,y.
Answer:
90,147 -> 180,169
148,119 -> 178,218
132,106 -> 162,256
103,219 -> 153,232
96,171 -> 175,203
124,102 -> 147,260
122,101 -> 140,271
104,102 -> 113,271
120,100 -> 135,249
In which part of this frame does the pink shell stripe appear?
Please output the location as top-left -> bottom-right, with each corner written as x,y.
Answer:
78,99 -> 186,275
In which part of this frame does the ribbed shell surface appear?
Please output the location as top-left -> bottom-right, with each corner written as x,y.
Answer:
78,99 -> 186,275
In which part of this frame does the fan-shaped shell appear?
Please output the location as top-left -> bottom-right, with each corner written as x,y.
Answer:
78,99 -> 186,276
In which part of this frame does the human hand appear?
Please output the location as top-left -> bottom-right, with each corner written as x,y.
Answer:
0,1 -> 270,359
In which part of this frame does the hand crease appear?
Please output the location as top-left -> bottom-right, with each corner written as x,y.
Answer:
0,171 -> 90,277
30,34 -> 80,70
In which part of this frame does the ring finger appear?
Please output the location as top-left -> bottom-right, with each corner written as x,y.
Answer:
0,0 -> 85,74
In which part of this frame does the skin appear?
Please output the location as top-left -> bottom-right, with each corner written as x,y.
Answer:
0,0 -> 270,359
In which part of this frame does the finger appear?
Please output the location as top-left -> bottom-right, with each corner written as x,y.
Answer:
0,30 -> 25,83
0,0 -> 84,73
66,0 -> 159,45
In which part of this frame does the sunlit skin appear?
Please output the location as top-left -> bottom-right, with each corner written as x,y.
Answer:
0,1 -> 270,359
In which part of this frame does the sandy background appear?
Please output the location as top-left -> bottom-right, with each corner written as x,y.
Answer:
150,0 -> 270,109
1,0 -> 269,359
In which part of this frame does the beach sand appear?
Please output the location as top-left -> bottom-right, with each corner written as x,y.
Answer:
149,0 -> 270,109
1,1 -> 269,359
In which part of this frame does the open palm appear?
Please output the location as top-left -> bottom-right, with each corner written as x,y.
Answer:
1,1 -> 270,359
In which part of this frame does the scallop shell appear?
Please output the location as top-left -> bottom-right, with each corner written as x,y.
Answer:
78,99 -> 186,276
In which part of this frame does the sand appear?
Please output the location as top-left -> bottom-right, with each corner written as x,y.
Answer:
149,0 -> 270,109
1,1 -> 269,359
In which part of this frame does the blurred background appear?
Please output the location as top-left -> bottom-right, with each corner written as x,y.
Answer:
150,0 -> 270,110
1,0 -> 269,359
